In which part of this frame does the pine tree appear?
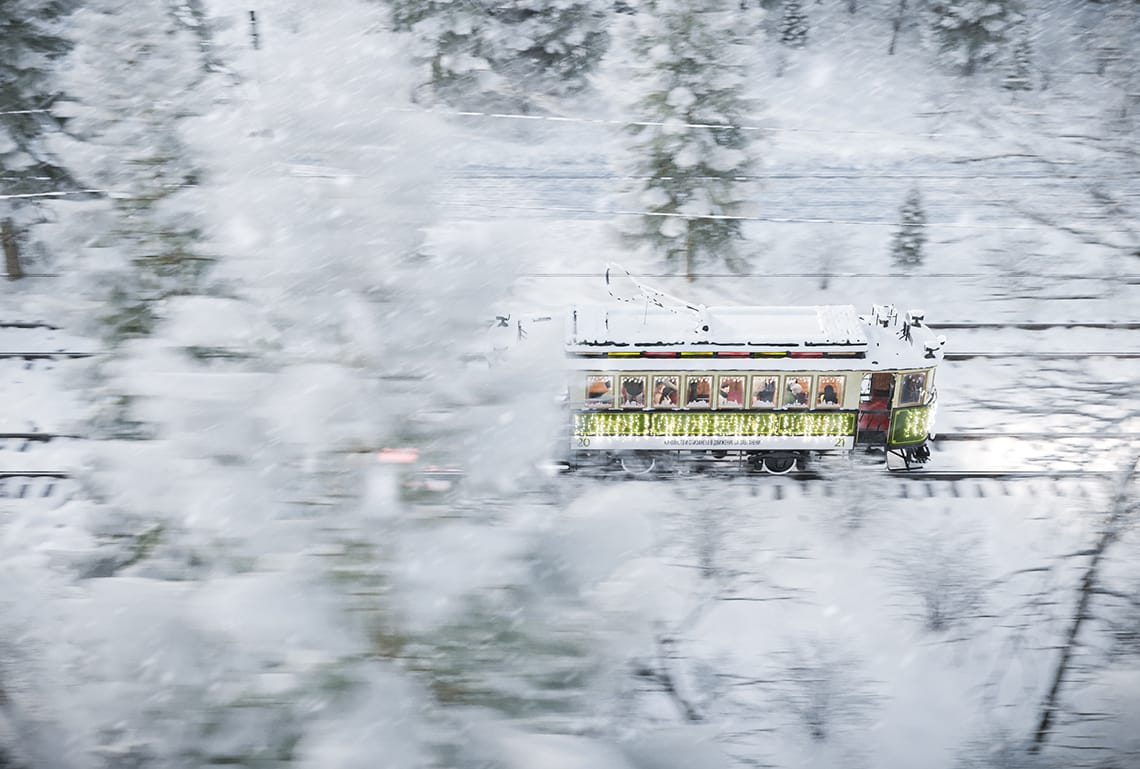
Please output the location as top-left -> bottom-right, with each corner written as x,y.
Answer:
384,0 -> 612,105
59,0 -> 212,344
891,187 -> 927,266
385,0 -> 492,104
0,0 -> 80,275
929,0 -> 1013,75
616,0 -> 759,280
780,0 -> 809,48
484,0 -> 611,97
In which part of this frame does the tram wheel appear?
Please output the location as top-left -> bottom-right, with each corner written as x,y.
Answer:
619,452 -> 657,477
762,455 -> 797,475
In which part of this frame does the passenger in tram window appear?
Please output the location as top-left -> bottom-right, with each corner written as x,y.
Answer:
620,375 -> 646,408
817,375 -> 844,407
900,372 -> 925,405
585,375 -> 613,407
783,377 -> 810,407
719,375 -> 745,408
653,375 -> 680,407
686,375 -> 712,407
751,376 -> 777,407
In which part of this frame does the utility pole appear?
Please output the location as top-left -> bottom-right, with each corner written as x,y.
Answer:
2,219 -> 23,280
248,10 -> 260,50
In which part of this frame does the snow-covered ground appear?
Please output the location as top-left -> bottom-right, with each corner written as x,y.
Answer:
2,0 -> 1138,767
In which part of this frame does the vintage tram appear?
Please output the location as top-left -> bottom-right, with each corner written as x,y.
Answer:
560,268 -> 945,474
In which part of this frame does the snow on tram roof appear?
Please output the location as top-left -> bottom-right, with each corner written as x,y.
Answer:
568,303 -> 869,349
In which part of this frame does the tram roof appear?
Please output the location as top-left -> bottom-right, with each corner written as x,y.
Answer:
568,304 -> 869,350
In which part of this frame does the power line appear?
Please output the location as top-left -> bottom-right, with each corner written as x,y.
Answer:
386,104 -> 1140,156
9,187 -> 1136,237
0,189 -> 104,200
439,200 -> 1139,232
454,172 -> 1140,182
516,272 -> 1140,281
383,105 -> 1061,143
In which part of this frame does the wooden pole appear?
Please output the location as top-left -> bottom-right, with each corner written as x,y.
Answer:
2,219 -> 23,280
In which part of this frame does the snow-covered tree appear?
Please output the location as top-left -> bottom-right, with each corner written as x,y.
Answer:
384,0 -> 612,106
891,186 -> 926,266
384,0 -> 495,104
58,0 -> 212,345
0,0 -> 79,276
779,0 -> 809,48
485,0 -> 611,97
928,0 -> 1014,76
614,0 -> 760,280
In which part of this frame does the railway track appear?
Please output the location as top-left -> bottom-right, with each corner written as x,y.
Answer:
3,349 -> 1139,363
927,321 -> 1140,330
944,351 -> 1140,360
0,322 -> 61,330
0,351 -> 97,360
933,432 -> 1140,442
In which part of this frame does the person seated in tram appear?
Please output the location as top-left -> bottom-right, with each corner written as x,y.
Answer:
753,379 -> 776,407
719,376 -> 744,407
687,376 -> 712,406
654,378 -> 679,406
785,381 -> 808,407
586,377 -> 612,405
820,383 -> 839,405
621,377 -> 645,407
901,374 -> 923,404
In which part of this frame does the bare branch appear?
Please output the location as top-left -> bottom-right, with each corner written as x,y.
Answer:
1030,454 -> 1140,753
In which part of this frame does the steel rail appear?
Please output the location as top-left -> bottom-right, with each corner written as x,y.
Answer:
0,471 -> 72,479
516,271 -> 1140,281
2,467 -> 1120,482
927,321 -> 1140,330
944,352 -> 1140,360
0,432 -> 84,441
0,322 -> 61,330
0,351 -> 97,359
17,351 -> 1134,361
934,432 -> 1140,441
6,320 -> 1138,334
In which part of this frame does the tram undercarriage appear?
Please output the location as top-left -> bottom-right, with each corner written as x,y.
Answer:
568,448 -> 827,477
566,439 -> 933,477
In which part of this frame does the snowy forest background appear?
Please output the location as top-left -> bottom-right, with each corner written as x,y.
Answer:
2,0 -> 1139,767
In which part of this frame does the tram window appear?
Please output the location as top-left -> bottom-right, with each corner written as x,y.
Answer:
899,372 -> 926,405
585,374 -> 613,408
718,375 -> 746,409
685,375 -> 713,408
817,375 -> 844,408
619,375 -> 646,408
652,375 -> 680,408
750,375 -> 778,408
783,376 -> 812,408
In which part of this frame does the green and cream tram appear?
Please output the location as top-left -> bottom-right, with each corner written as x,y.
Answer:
564,298 -> 944,474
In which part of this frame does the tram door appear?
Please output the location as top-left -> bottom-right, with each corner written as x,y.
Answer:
856,372 -> 895,443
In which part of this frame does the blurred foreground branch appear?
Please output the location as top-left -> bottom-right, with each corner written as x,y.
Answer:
1030,454 -> 1140,753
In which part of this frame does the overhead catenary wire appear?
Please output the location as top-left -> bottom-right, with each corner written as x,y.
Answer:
438,199 -> 1140,232
0,189 -> 105,200
515,271 -> 1140,280
7,186 -> 1137,236
381,104 -> 1107,145
455,171 -> 1140,181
